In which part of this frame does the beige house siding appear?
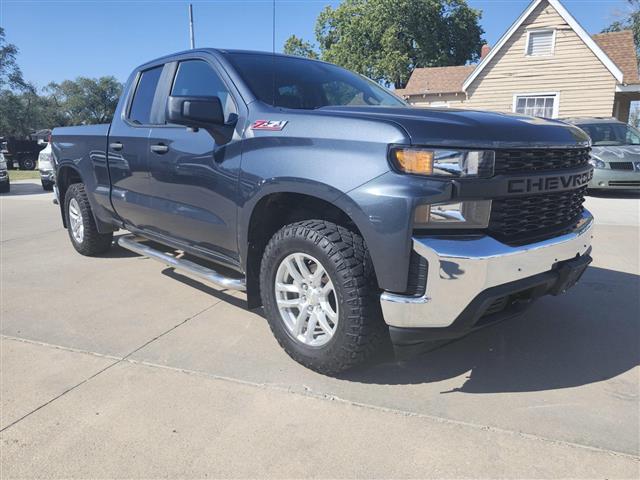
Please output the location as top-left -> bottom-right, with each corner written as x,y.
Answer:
464,0 -> 617,118
406,93 -> 466,108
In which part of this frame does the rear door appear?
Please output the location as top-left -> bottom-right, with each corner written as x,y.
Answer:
108,64 -> 165,229
146,58 -> 244,264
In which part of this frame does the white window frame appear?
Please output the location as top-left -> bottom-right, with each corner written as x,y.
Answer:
512,92 -> 560,118
524,28 -> 556,57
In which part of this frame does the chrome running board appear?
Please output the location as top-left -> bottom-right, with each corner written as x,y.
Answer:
117,234 -> 246,291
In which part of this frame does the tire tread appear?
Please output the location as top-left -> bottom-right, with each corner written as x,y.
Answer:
260,220 -> 386,374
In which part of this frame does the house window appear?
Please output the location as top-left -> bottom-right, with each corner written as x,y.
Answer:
526,29 -> 555,56
514,94 -> 558,118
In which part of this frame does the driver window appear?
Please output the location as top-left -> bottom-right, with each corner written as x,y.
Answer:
171,60 -> 237,122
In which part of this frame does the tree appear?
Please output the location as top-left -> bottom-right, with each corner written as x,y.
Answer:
0,27 -> 25,90
283,35 -> 319,59
602,0 -> 640,66
307,0 -> 483,88
46,76 -> 123,125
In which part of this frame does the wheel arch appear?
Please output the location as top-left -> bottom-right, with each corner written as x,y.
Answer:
56,164 -> 84,228
241,187 -> 372,309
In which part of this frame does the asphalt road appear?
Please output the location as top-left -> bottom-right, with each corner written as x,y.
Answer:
1,180 -> 639,478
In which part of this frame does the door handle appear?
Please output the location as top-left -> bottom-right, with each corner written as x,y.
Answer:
150,144 -> 169,154
109,142 -> 123,151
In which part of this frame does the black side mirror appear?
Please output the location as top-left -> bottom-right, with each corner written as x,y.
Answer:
166,95 -> 225,128
166,95 -> 237,144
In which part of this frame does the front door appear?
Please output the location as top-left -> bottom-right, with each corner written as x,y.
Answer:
146,59 -> 243,264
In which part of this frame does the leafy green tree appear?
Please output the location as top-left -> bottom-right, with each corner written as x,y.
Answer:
283,35 -> 319,59
46,76 -> 122,125
308,0 -> 483,88
0,27 -> 26,90
602,0 -> 640,66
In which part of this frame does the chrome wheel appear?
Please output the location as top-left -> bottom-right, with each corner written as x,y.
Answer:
68,197 -> 84,244
274,252 -> 338,347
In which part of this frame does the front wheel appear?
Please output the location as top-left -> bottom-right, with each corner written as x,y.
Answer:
260,220 -> 386,375
64,183 -> 113,256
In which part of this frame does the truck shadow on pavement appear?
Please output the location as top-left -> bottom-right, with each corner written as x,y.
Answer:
1,182 -> 50,196
340,266 -> 640,392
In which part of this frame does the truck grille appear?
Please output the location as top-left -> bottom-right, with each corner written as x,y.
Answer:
494,148 -> 590,175
488,186 -> 587,244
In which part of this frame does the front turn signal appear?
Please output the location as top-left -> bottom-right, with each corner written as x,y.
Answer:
391,148 -> 434,175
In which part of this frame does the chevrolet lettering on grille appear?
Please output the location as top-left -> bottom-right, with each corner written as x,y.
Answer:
507,170 -> 593,194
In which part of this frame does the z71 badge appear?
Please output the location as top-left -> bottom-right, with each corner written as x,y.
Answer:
251,120 -> 288,131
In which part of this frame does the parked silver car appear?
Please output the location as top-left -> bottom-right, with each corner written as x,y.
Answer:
38,142 -> 55,191
565,118 -> 640,190
0,152 -> 9,193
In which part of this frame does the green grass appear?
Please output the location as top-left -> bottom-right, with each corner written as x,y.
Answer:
9,170 -> 40,181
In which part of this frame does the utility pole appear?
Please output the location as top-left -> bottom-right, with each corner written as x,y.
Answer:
189,4 -> 195,49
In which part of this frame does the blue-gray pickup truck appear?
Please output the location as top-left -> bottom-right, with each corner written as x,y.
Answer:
52,49 -> 594,374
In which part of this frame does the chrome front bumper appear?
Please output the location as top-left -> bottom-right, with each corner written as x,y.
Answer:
381,210 -> 594,329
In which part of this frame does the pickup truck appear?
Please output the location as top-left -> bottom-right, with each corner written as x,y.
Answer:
52,49 -> 594,374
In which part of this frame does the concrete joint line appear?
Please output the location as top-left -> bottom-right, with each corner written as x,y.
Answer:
3,324 -> 639,461
0,301 -> 220,432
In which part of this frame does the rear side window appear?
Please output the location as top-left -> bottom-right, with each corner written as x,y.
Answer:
171,60 -> 236,121
129,66 -> 163,124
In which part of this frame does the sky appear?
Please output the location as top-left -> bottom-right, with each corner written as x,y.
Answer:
0,0 -> 635,89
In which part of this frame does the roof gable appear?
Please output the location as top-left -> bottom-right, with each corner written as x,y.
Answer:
462,0 -> 624,91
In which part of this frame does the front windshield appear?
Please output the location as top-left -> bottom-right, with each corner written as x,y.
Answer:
577,122 -> 640,146
225,53 -> 406,109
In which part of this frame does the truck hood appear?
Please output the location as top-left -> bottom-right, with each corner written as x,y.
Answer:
317,106 -> 590,149
591,145 -> 640,163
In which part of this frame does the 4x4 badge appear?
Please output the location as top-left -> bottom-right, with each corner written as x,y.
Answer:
251,120 -> 288,131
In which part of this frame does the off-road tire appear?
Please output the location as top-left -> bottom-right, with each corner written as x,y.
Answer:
65,183 -> 113,256
260,220 -> 386,375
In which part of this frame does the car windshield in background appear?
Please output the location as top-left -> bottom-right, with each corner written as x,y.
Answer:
225,53 -> 406,109
577,122 -> 640,146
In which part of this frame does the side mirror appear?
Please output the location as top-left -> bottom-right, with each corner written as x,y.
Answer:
166,95 -> 225,129
166,95 -> 237,144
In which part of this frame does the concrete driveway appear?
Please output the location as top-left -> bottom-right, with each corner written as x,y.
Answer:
1,180 -> 639,478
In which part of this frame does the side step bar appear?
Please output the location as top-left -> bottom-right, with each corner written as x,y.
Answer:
117,234 -> 246,291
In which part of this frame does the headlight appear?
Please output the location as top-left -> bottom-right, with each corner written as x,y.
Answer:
390,147 -> 495,177
414,200 -> 492,229
588,156 -> 605,169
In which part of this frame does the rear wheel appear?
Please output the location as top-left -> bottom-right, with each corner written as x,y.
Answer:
19,157 -> 36,170
41,180 -> 54,191
64,183 -> 113,256
260,220 -> 386,375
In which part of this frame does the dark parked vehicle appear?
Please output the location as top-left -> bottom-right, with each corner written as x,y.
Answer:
52,50 -> 594,374
2,137 -> 45,170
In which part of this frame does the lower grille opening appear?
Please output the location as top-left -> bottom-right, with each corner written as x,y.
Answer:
609,181 -> 640,187
406,251 -> 428,296
488,186 -> 587,245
